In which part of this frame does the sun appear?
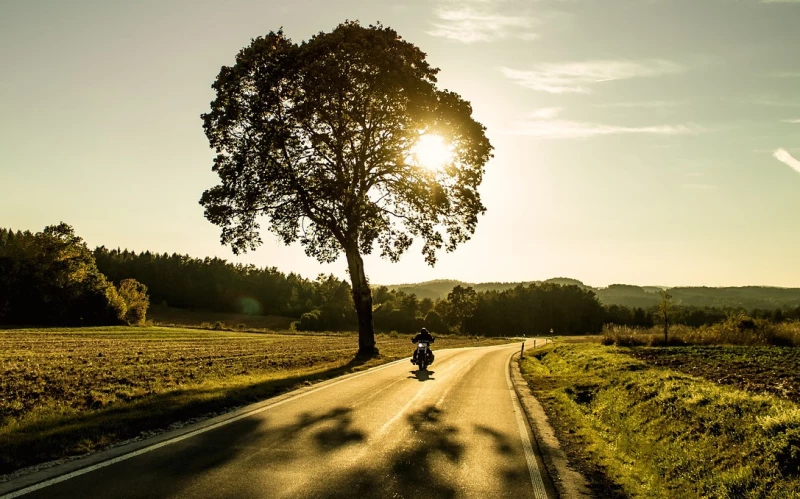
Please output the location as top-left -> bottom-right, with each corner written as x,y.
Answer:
411,134 -> 453,171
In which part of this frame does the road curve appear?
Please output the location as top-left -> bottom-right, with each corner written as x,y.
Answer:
8,343 -> 554,499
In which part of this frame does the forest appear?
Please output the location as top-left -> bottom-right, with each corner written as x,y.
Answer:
0,225 -> 148,326
3,224 -> 800,335
391,279 -> 800,310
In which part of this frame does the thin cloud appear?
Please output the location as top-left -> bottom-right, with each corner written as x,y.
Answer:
509,117 -> 699,139
529,107 -> 563,119
683,184 -> 718,190
597,100 -> 681,109
502,60 -> 684,93
782,119 -> 800,123
428,6 -> 536,43
753,99 -> 800,108
773,148 -> 800,174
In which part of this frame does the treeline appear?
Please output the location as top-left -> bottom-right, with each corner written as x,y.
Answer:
390,279 -> 800,311
95,247 -> 320,317
605,303 -> 800,329
89,246 -> 615,335
0,225 -> 148,326
94,247 -> 367,331
369,284 -> 800,336
369,283 -> 607,335
6,224 -> 800,335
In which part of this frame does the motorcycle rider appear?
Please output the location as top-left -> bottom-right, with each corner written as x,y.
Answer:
411,327 -> 435,365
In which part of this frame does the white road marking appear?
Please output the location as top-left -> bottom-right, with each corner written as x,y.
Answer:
0,357 -> 410,499
375,381 -> 429,438
506,353 -> 549,499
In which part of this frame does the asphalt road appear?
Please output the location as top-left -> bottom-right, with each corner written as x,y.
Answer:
11,343 -> 554,499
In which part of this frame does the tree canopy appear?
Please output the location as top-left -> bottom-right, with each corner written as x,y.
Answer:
201,22 -> 492,354
447,285 -> 478,334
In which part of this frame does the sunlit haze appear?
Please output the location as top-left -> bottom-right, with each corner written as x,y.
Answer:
2,0 -> 799,287
412,134 -> 453,171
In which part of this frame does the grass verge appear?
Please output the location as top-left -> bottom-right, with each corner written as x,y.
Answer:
1,326 -> 512,476
520,343 -> 800,498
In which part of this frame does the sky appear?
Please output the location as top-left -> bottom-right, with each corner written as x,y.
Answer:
1,0 -> 799,288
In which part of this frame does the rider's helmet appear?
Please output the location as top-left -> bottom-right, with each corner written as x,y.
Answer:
420,327 -> 429,334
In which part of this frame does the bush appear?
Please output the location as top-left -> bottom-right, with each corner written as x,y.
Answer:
774,322 -> 800,346
298,309 -> 322,331
118,278 -> 149,325
296,306 -> 356,331
424,310 -> 449,334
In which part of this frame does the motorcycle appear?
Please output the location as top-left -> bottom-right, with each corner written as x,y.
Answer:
411,339 -> 434,370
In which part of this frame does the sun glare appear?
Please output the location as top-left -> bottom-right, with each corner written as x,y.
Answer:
412,134 -> 453,171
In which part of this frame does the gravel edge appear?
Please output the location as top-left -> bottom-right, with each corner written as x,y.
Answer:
509,348 -> 592,499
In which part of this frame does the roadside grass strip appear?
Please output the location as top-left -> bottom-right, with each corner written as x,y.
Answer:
520,343 -> 800,498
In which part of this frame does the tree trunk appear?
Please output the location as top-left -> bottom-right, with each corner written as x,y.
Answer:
663,316 -> 669,344
344,243 -> 376,356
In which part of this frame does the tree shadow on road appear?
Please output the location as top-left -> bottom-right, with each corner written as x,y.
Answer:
311,407 -> 365,450
474,424 -> 534,494
23,405 -> 367,498
475,424 -> 514,455
318,405 -> 463,499
315,408 -> 542,499
2,354 -> 377,475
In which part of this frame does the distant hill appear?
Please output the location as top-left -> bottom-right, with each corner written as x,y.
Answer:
670,287 -> 800,310
595,284 -> 661,308
387,280 -> 537,300
383,279 -> 800,310
543,277 -> 588,289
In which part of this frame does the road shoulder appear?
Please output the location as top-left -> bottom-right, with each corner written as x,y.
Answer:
509,350 -> 592,499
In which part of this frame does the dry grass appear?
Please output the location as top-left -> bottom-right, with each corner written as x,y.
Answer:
520,343 -> 800,498
602,318 -> 800,347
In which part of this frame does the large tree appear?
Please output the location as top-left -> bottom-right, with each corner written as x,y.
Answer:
446,285 -> 478,334
200,22 -> 492,355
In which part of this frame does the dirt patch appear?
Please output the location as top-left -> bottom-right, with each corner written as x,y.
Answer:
628,346 -> 800,404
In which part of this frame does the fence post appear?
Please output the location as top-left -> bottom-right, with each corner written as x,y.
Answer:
520,340 -> 525,359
